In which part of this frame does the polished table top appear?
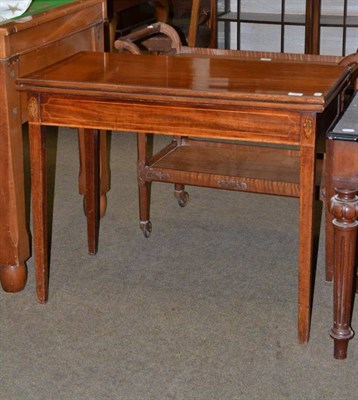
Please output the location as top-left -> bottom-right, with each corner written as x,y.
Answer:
17,51 -> 350,111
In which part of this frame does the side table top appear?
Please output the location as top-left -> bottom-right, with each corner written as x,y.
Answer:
16,51 -> 351,111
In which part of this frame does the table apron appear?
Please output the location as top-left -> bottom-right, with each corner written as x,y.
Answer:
37,96 -> 304,145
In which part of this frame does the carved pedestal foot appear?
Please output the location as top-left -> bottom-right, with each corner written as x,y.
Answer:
334,341 -> 349,360
0,263 -> 27,293
331,327 -> 354,359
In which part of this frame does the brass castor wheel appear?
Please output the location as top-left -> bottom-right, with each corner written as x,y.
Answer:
83,193 -> 107,218
174,190 -> 189,207
140,220 -> 152,238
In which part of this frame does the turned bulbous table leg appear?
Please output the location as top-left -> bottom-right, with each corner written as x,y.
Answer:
329,188 -> 358,359
0,264 -> 27,293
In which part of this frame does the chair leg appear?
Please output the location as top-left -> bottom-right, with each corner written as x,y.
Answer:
84,129 -> 100,255
109,9 -> 119,52
137,133 -> 152,238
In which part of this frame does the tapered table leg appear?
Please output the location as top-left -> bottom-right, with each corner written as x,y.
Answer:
78,129 -> 109,218
84,129 -> 100,255
329,188 -> 358,359
28,120 -> 49,304
297,115 -> 317,344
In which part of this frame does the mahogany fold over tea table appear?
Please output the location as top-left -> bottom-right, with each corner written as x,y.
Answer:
16,51 -> 353,356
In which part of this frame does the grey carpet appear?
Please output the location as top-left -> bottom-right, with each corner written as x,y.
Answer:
1,129 -> 357,400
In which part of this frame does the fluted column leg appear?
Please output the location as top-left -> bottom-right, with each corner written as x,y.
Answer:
329,188 -> 358,359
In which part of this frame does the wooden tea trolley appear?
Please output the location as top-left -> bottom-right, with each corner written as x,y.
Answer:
16,51 -> 353,354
